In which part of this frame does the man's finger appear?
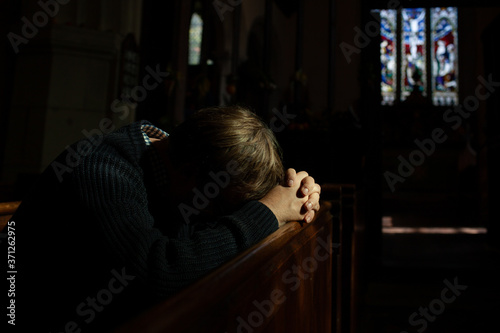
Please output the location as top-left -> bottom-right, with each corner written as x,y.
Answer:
304,183 -> 321,198
307,193 -> 320,211
311,183 -> 321,195
285,168 -> 297,186
304,210 -> 315,223
294,172 -> 309,197
300,176 -> 316,196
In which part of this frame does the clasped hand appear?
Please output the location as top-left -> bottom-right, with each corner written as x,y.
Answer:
259,169 -> 321,227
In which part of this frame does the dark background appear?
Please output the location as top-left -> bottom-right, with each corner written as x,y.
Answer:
1,0 -> 499,332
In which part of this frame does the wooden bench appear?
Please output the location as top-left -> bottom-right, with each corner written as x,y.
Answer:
0,201 -> 21,231
0,184 -> 358,333
322,184 -> 357,333
114,198 -> 343,333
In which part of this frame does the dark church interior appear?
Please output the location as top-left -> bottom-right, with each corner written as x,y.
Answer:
1,0 -> 500,332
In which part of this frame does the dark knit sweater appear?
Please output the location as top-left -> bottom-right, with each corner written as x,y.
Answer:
8,120 -> 278,331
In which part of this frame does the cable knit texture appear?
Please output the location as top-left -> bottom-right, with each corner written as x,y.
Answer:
10,120 -> 278,331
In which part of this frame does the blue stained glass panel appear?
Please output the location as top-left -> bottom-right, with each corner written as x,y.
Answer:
380,9 -> 397,105
189,13 -> 203,65
401,8 -> 426,101
431,7 -> 458,105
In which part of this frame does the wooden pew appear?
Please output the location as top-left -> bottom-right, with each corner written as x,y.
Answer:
115,201 -> 336,333
0,201 -> 21,231
0,184 -> 357,333
321,184 -> 357,333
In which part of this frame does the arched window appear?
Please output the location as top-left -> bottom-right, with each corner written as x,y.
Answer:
431,7 -> 458,105
379,7 -> 458,106
188,13 -> 203,65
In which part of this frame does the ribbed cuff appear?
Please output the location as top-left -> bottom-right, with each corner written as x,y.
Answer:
231,200 -> 279,245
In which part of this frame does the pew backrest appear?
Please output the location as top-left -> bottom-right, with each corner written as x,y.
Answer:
115,201 -> 335,333
311,183 -> 357,333
0,186 -> 357,333
0,201 -> 21,231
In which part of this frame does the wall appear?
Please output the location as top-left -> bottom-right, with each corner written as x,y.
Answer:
1,0 -> 143,184
224,0 -> 361,116
1,0 -> 364,189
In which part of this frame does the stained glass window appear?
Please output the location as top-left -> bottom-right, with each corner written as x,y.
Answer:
401,8 -> 426,101
431,7 -> 458,105
188,13 -> 203,65
381,9 -> 397,105
378,7 -> 458,106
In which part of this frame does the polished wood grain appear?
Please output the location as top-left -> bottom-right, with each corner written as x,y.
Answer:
115,201 -> 335,333
0,200 -> 20,231
321,184 -> 357,333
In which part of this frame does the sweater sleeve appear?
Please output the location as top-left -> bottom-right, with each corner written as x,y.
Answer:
75,152 -> 278,297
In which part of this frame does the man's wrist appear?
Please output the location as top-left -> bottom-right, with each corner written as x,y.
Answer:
258,198 -> 283,226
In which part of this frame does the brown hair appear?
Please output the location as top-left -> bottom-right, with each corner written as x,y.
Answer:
168,105 -> 284,204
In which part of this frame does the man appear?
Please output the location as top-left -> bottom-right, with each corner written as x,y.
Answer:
8,106 -> 320,331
